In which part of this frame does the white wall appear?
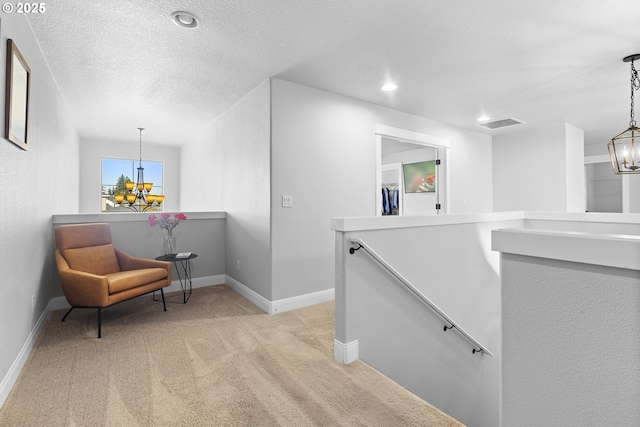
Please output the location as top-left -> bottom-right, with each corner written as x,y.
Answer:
79,138 -> 180,213
565,124 -> 585,211
270,78 -> 493,301
180,80 -> 272,300
0,14 -> 79,405
493,123 -> 585,212
501,253 -> 640,426
627,175 -> 640,213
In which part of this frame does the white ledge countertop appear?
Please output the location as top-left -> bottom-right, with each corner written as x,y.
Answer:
523,211 -> 640,223
332,211 -> 640,232
52,211 -> 226,224
331,211 -> 524,232
492,228 -> 640,271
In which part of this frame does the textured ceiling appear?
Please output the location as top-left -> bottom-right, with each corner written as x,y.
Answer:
26,0 -> 640,147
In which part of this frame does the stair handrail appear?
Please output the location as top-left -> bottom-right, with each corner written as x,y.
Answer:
349,237 -> 493,356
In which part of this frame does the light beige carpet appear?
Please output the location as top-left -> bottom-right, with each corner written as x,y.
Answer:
0,285 -> 463,426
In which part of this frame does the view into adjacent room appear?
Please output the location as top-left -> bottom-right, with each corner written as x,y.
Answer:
585,161 -> 622,212
379,137 -> 444,216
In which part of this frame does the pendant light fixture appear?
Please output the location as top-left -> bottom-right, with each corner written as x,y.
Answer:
113,128 -> 165,212
607,54 -> 640,174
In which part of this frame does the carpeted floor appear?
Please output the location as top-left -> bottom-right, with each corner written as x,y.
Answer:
0,284 -> 464,426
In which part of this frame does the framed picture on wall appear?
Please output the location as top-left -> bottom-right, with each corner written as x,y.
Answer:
5,39 -> 31,150
403,160 -> 436,193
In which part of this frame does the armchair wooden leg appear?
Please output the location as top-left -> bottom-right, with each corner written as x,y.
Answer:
160,288 -> 167,311
61,307 -> 74,322
98,308 -> 102,339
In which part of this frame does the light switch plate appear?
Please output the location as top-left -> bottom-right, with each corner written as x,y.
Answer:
282,195 -> 293,207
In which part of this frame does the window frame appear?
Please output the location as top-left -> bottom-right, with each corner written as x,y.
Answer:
100,156 -> 165,213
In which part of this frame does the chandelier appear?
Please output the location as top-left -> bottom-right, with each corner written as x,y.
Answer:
607,54 -> 640,174
113,128 -> 165,211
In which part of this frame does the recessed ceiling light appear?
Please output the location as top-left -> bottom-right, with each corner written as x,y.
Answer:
477,116 -> 491,122
381,83 -> 398,92
171,11 -> 199,29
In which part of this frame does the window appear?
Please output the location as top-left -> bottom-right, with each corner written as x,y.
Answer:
101,158 -> 164,212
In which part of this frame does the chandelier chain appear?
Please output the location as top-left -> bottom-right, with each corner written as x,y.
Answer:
631,60 -> 639,127
111,127 -> 164,211
138,128 -> 144,167
608,54 -> 640,175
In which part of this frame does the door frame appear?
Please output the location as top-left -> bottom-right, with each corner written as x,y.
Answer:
375,124 -> 450,216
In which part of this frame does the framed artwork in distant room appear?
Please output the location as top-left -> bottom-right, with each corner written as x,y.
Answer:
5,39 -> 30,150
403,160 -> 436,193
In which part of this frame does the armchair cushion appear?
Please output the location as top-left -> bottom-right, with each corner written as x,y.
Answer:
61,244 -> 120,276
107,268 -> 168,294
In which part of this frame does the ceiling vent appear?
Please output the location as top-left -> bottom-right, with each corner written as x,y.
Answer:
477,118 -> 525,130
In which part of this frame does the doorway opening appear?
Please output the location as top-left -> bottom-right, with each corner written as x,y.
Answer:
585,162 -> 622,212
584,154 -> 623,213
375,125 -> 450,216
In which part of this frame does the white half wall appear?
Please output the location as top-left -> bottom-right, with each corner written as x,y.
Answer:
495,228 -> 640,426
332,212 -> 523,427
51,212 -> 226,298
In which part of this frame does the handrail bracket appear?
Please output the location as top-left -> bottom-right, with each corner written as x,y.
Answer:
349,243 -> 363,255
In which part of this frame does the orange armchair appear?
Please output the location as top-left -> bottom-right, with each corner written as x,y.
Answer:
54,223 -> 171,338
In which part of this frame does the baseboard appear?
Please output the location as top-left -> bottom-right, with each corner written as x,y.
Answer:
165,274 -> 225,295
224,275 -> 272,313
224,275 -> 335,315
49,296 -> 70,311
0,298 -> 58,409
334,339 -> 359,364
271,288 -> 335,314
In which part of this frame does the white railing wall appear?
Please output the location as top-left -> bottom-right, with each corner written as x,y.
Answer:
332,212 -> 523,427
494,226 -> 640,426
333,211 -> 640,426
52,212 -> 226,298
